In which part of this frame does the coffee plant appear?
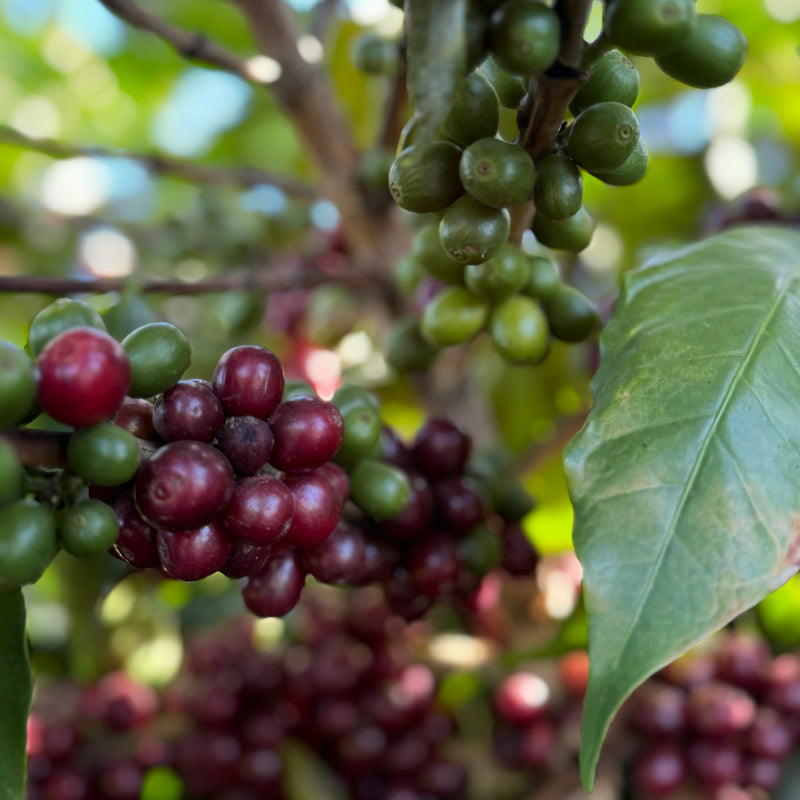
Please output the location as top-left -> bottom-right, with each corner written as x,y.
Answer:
0,0 -> 798,798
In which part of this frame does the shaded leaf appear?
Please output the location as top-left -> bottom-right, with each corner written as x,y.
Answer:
282,738 -> 349,800
564,226 -> 800,789
0,589 -> 32,800
404,0 -> 467,145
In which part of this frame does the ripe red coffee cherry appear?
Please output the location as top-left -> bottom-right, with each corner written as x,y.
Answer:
412,418 -> 471,478
111,492 -> 160,569
269,396 -> 344,473
283,468 -> 344,548
134,441 -> 234,532
495,671 -> 550,726
36,326 -> 131,428
242,549 -> 306,617
212,345 -> 285,419
153,380 -> 224,443
157,521 -> 234,581
218,415 -> 274,476
223,475 -> 295,546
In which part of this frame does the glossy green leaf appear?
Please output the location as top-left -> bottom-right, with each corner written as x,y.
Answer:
564,226 -> 800,790
405,0 -> 467,145
0,589 -> 32,800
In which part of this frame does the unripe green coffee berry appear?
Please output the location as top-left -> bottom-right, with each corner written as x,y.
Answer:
359,148 -> 395,195
412,225 -> 465,285
352,33 -> 402,75
440,72 -> 500,148
655,15 -> 748,89
478,55 -> 527,109
393,254 -> 425,296
566,101 -> 640,173
591,138 -> 648,186
58,500 -> 120,558
349,459 -> 411,520
533,154 -> 583,220
0,499 -> 57,590
525,256 -> 561,300
389,142 -> 464,213
386,317 -> 440,373
439,195 -> 510,265
0,439 -> 24,508
102,294 -> 156,341
282,380 -> 315,401
0,342 -> 37,430
332,384 -> 381,415
335,404 -> 383,467
122,322 -> 192,398
27,298 -> 106,357
421,286 -> 490,347
458,523 -> 503,575
459,138 -> 536,209
569,50 -> 640,117
531,207 -> 595,252
544,284 -> 599,342
464,243 -> 529,302
490,0 -> 561,77
67,422 -> 140,486
490,295 -> 550,364
603,0 -> 695,57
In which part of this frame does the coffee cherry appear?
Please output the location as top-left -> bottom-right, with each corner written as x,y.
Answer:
335,403 -> 383,466
113,397 -> 158,441
533,154 -> 583,221
352,33 -> 402,76
332,384 -> 381,415
632,682 -> 687,737
157,521 -> 233,581
439,71 -> 500,148
411,225 -> 465,285
101,292 -> 156,340
603,0 -> 695,57
570,50 -> 639,117
134,440 -> 234,532
478,55 -> 526,109
632,742 -> 690,797
566,101 -> 640,173
412,418 -> 471,478
531,207 -> 595,252
220,540 -> 272,579
500,522 -> 539,576
489,0 -> 560,77
242,549 -> 305,617
388,143 -> 464,214
382,470 -> 435,541
464,243 -> 530,302
495,671 -> 550,725
218,415 -> 274,475
269,397 -> 344,473
0,499 -> 57,589
458,523 -> 503,575
686,682 -> 756,738
421,286 -> 489,347
439,195 -> 510,265
590,138 -> 648,186
282,379 -> 315,401
283,468 -> 343,547
121,322 -> 191,399
223,475 -> 295,546
67,422 -> 140,486
544,284 -> 599,342
0,342 -> 37,429
525,256 -> 560,300
301,520 -> 367,585
212,345 -> 284,420
655,14 -> 748,89
57,499 -> 120,557
0,439 -> 24,507
37,327 -> 131,428
111,492 -> 159,568
490,295 -> 550,364
459,138 -> 536,209
407,530 -> 461,596
434,475 -> 486,533
27,298 -> 105,357
349,459 -> 411,520
386,318 -> 440,373
153,380 -> 225,443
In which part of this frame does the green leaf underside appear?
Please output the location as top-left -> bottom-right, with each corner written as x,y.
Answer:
565,227 -> 800,790
405,0 -> 467,145
0,589 -> 32,800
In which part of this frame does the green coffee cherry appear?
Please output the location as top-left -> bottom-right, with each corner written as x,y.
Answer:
0,439 -> 24,507
349,459 -> 411,520
58,499 -> 120,558
386,318 -> 440,373
27,298 -> 105,357
531,207 -> 595,252
525,256 -> 561,300
603,0 -> 695,57
566,101 -> 640,173
544,284 -> 600,342
490,0 -> 560,76
440,72 -> 500,148
102,294 -> 156,341
67,422 -> 140,486
359,148 -> 395,195
458,523 -> 503,575
122,322 -> 192,398
459,138 -> 536,209
655,15 -> 748,89
478,55 -> 527,109
464,243 -> 529,302
0,499 -> 57,590
496,483 -> 536,520
394,254 -> 425,296
569,50 -> 639,117
352,33 -> 402,75
332,384 -> 381,415
389,142 -> 464,213
0,342 -> 37,430
490,295 -> 550,364
533,154 -> 583,220
421,286 -> 490,347
334,404 -> 383,467
412,225 -> 465,285
439,195 -> 510,265
282,380 -> 315,401
591,138 -> 648,186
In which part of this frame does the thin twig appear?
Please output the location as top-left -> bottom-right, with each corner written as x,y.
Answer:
0,125 -> 315,197
377,68 -> 410,150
